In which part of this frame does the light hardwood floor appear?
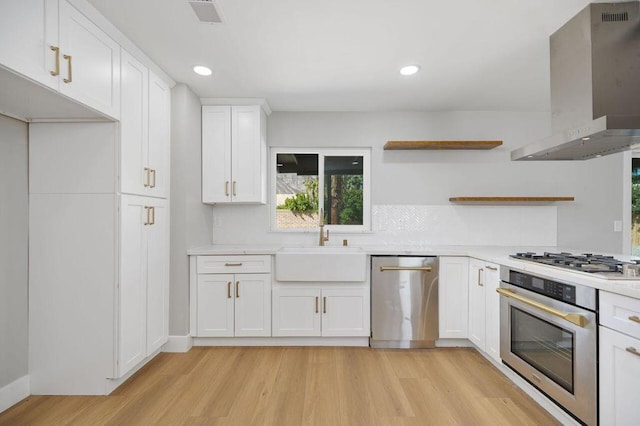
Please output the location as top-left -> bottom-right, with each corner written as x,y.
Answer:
0,347 -> 559,425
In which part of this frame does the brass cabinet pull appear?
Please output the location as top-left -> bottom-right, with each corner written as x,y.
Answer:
143,206 -> 150,225
144,167 -> 150,187
233,181 -> 237,196
496,288 -> 588,327
150,169 -> 156,188
50,46 -> 60,76
225,181 -> 229,196
224,263 -> 243,267
150,206 -> 155,225
323,297 -> 327,314
227,281 -> 231,299
478,268 -> 484,286
236,281 -> 240,298
63,54 -> 72,83
629,315 -> 640,324
485,265 -> 498,271
379,266 -> 432,272
315,296 -> 319,313
626,347 -> 640,357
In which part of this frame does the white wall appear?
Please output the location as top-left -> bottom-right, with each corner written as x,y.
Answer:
0,114 -> 28,388
169,84 -> 213,335
210,111 -> 624,252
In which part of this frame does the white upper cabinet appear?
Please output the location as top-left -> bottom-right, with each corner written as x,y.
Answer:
202,105 -> 267,204
120,50 -> 170,198
0,0 -> 120,120
0,0 -> 58,90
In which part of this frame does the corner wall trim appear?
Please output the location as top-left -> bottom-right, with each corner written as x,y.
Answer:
0,375 -> 30,414
162,335 -> 193,353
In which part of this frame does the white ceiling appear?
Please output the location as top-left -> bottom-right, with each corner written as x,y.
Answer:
86,0 -> 607,112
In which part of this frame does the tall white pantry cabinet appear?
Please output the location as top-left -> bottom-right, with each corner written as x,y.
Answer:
27,58 -> 171,393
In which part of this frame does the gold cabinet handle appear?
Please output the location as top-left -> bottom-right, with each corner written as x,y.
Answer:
225,181 -> 229,196
150,169 -> 156,188
150,206 -> 155,225
233,181 -> 237,196
379,266 -> 432,272
144,167 -> 150,187
478,268 -> 484,286
629,315 -> 640,324
236,281 -> 240,298
485,265 -> 498,271
143,206 -> 150,225
50,46 -> 60,76
315,296 -> 319,313
626,347 -> 640,357
224,263 -> 243,267
323,296 -> 327,314
227,281 -> 231,299
63,54 -> 72,83
496,288 -> 588,327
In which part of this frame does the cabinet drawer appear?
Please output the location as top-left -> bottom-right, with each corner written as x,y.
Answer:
600,291 -> 640,339
196,255 -> 271,274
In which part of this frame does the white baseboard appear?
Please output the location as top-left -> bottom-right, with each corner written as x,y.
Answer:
162,335 -> 193,353
435,338 -> 473,348
0,375 -> 29,413
193,336 -> 370,347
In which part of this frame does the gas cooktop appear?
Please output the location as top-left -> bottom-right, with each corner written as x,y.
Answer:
510,252 -> 640,279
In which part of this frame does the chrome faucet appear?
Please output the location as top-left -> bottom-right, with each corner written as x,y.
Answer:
318,208 -> 329,246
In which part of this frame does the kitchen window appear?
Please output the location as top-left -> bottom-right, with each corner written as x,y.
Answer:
271,148 -> 371,232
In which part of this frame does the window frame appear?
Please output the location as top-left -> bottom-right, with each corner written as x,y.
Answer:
270,147 -> 371,233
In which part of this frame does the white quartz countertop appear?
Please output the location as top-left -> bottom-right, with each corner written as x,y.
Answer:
187,244 -> 640,299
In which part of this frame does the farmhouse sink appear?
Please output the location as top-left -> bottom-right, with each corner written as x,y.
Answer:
275,246 -> 366,282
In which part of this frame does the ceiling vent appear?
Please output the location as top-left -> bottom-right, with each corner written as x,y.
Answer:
189,0 -> 222,23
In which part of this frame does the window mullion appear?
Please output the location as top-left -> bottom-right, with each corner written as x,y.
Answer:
318,153 -> 325,228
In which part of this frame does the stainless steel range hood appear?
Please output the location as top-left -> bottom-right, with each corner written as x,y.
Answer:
511,1 -> 640,161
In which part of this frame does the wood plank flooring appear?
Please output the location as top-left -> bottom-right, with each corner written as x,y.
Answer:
0,347 -> 559,425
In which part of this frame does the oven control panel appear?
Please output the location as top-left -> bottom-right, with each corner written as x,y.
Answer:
508,271 -> 576,304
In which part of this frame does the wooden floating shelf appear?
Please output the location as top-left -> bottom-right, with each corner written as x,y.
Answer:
449,197 -> 575,203
384,140 -> 503,150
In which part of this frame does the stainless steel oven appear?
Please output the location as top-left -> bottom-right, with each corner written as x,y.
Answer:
499,267 -> 597,426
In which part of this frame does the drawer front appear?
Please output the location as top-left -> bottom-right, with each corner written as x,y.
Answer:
600,291 -> 640,340
196,255 -> 271,274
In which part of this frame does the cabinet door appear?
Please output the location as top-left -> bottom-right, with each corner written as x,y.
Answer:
58,0 -> 120,119
231,105 -> 265,203
146,199 -> 169,354
119,195 -> 148,377
599,326 -> 640,425
120,50 -> 148,196
438,257 -> 469,339
0,0 -> 58,90
468,259 -> 486,350
484,262 -> 501,362
197,274 -> 234,337
234,274 -> 271,337
147,72 -> 170,198
272,288 -> 321,337
202,106 -> 231,203
321,288 -> 369,337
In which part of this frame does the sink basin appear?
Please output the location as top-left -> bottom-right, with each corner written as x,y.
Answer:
275,246 -> 366,282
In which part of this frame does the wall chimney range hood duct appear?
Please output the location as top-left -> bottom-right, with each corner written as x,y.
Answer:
511,1 -> 640,161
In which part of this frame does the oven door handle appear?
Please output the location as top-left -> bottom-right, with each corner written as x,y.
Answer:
496,288 -> 589,327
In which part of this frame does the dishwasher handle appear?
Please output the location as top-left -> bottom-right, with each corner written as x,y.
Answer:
380,266 -> 432,272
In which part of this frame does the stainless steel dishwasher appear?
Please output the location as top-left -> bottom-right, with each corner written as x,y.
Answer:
371,256 -> 439,348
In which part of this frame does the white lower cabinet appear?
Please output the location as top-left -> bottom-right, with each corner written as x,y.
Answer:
197,273 -> 271,337
272,287 -> 370,337
467,258 -> 501,362
438,257 -> 469,339
600,291 -> 640,425
194,256 -> 271,337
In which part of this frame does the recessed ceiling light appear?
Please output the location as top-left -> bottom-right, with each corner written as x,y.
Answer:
193,65 -> 213,76
400,65 -> 420,76
582,137 -> 591,141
